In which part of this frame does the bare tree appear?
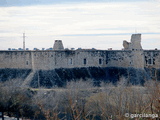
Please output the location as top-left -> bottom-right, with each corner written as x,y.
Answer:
144,80 -> 160,115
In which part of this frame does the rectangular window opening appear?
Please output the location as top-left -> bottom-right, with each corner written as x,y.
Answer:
99,58 -> 102,64
26,61 -> 29,65
148,59 -> 151,64
69,58 -> 73,65
84,58 -> 87,65
153,59 -> 155,65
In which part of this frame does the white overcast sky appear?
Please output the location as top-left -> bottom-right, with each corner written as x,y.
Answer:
0,0 -> 160,50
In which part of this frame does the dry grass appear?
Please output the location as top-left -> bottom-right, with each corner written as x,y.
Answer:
0,79 -> 160,120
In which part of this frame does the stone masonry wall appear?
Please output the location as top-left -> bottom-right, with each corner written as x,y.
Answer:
0,51 -> 32,69
0,49 -> 159,70
0,34 -> 159,70
144,50 -> 160,69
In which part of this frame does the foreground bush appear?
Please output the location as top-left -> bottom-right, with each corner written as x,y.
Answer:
0,79 -> 160,120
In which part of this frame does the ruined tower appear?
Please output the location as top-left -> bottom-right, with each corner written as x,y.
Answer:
123,34 -> 144,68
131,34 -> 142,50
53,40 -> 64,50
131,34 -> 144,68
123,34 -> 142,50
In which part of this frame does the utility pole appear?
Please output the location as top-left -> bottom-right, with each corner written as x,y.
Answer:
23,33 -> 26,50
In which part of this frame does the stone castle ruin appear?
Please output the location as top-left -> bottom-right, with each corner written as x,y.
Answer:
0,34 -> 160,87
123,34 -> 142,50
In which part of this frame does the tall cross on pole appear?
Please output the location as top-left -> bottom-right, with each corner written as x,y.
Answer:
23,33 -> 26,50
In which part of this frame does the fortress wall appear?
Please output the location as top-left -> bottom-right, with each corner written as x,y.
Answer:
106,51 -> 132,68
144,50 -> 160,69
131,50 -> 145,69
74,50 -> 106,68
31,51 -> 55,70
0,52 -> 8,68
45,50 -> 147,69
53,50 -> 133,68
54,50 -> 74,68
0,51 -> 32,69
0,50 -> 160,70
